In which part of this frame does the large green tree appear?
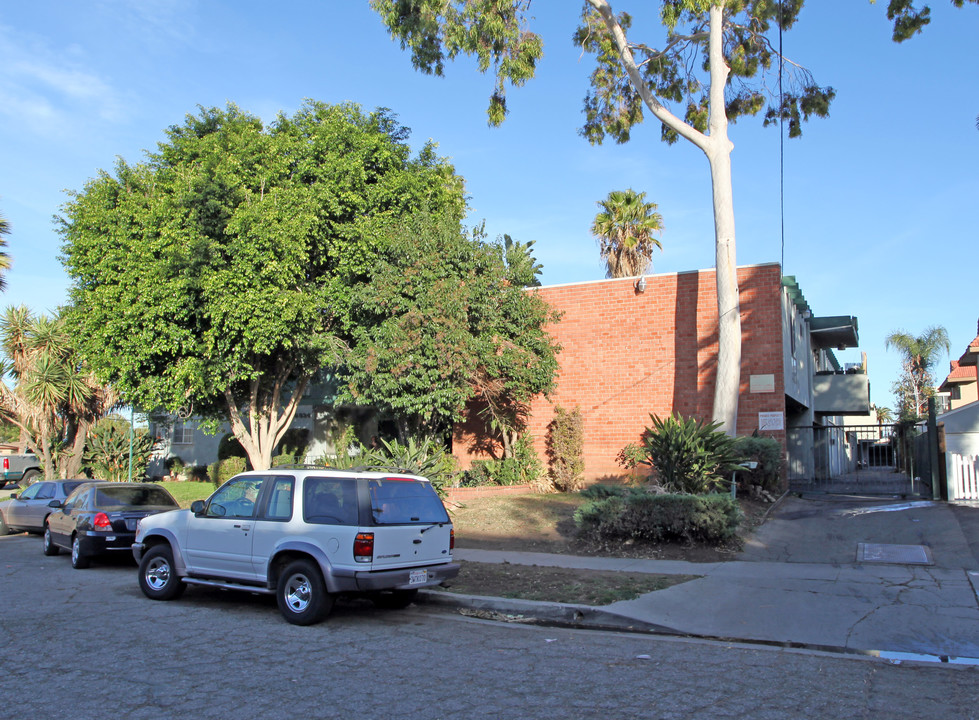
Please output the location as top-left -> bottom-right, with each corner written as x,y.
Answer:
342,213 -> 560,456
372,0 -> 837,435
592,189 -> 664,279
0,306 -> 119,479
885,325 -> 950,420
59,101 -> 466,471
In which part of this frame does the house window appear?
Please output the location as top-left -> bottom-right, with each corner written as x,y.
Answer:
172,420 -> 194,445
951,386 -> 961,401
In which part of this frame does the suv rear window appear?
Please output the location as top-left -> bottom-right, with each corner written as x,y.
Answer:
369,478 -> 449,525
303,477 -> 359,525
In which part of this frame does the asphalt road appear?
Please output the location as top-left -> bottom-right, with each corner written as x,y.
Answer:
1,533 -> 977,719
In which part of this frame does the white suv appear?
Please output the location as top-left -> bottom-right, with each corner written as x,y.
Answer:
132,468 -> 458,625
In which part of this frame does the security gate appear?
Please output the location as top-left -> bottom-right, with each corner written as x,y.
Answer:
787,423 -> 927,497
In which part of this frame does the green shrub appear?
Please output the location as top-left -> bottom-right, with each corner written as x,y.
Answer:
579,483 -> 646,500
186,464 -> 209,482
84,420 -> 157,482
574,491 -> 742,545
217,434 -> 247,461
460,437 -> 544,488
546,406 -> 585,492
164,456 -> 185,476
637,414 -> 741,494
733,435 -> 782,491
207,456 -> 246,487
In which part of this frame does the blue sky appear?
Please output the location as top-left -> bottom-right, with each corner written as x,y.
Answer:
1,1 -> 976,413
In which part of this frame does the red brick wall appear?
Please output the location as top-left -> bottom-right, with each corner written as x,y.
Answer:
453,263 -> 787,480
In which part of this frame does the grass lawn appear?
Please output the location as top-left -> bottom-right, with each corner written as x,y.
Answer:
158,480 -> 215,507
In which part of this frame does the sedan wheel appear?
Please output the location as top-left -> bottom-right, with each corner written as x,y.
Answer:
0,511 -> 8,536
42,526 -> 59,556
70,536 -> 90,569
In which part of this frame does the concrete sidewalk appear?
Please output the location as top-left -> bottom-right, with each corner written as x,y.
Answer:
426,495 -> 979,661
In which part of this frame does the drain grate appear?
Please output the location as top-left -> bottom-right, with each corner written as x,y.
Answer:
857,543 -> 933,565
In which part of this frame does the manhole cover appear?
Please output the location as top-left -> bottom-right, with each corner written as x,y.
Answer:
857,543 -> 933,565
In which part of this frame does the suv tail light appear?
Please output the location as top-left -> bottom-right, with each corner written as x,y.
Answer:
354,532 -> 374,563
450,528 -> 455,550
93,512 -> 112,530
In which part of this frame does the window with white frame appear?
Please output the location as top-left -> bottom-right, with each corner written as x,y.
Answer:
172,420 -> 194,445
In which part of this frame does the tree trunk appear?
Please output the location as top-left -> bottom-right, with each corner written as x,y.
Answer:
705,4 -> 741,435
591,0 -> 743,435
224,372 -> 309,471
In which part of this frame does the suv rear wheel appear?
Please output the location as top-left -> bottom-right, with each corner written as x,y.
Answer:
276,559 -> 334,626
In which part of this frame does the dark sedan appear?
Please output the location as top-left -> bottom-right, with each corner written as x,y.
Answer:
0,479 -> 88,535
44,482 -> 179,569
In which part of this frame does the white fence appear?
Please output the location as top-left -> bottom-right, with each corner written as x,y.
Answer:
947,453 -> 979,501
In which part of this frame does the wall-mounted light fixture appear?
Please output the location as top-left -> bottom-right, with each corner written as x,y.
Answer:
635,276 -> 647,293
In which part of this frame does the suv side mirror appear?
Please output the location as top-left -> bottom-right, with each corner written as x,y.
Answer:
191,500 -> 205,514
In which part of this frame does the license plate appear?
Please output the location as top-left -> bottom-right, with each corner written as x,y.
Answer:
409,569 -> 428,585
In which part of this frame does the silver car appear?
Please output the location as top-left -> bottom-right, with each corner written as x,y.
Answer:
0,480 -> 88,535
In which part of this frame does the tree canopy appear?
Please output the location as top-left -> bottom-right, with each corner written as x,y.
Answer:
59,101 -> 467,470
342,213 -> 560,454
885,325 -> 950,420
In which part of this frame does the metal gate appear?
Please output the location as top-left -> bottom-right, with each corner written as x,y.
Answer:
787,423 -> 928,497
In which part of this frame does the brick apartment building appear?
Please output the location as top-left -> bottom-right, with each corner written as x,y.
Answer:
453,262 -> 866,483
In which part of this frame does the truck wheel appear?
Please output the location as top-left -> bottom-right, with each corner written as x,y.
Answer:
372,589 -> 419,609
276,559 -> 334,626
19,470 -> 40,488
42,526 -> 59,555
71,535 -> 90,569
139,545 -> 186,601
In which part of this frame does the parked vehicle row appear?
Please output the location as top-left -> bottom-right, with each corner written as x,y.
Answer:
0,480 -> 87,535
2,467 -> 459,626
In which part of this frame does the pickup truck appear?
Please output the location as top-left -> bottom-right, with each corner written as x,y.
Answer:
1,452 -> 43,488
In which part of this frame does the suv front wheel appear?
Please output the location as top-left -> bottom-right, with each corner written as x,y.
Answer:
276,559 -> 334,626
139,545 -> 186,601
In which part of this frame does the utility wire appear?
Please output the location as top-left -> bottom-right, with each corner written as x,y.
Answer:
779,2 -> 785,273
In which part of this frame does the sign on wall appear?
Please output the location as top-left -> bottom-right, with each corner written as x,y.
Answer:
758,411 -> 784,431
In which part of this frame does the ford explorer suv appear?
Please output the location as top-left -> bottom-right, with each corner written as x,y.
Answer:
132,468 -> 459,625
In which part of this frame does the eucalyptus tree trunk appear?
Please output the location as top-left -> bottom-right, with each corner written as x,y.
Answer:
590,0 -> 743,434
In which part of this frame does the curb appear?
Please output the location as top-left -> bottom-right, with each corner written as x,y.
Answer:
417,589 -> 679,634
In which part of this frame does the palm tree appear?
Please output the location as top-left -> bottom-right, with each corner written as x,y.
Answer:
0,211 -> 12,292
0,306 -> 119,478
875,406 -> 893,426
591,189 -> 663,279
885,326 -> 950,420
